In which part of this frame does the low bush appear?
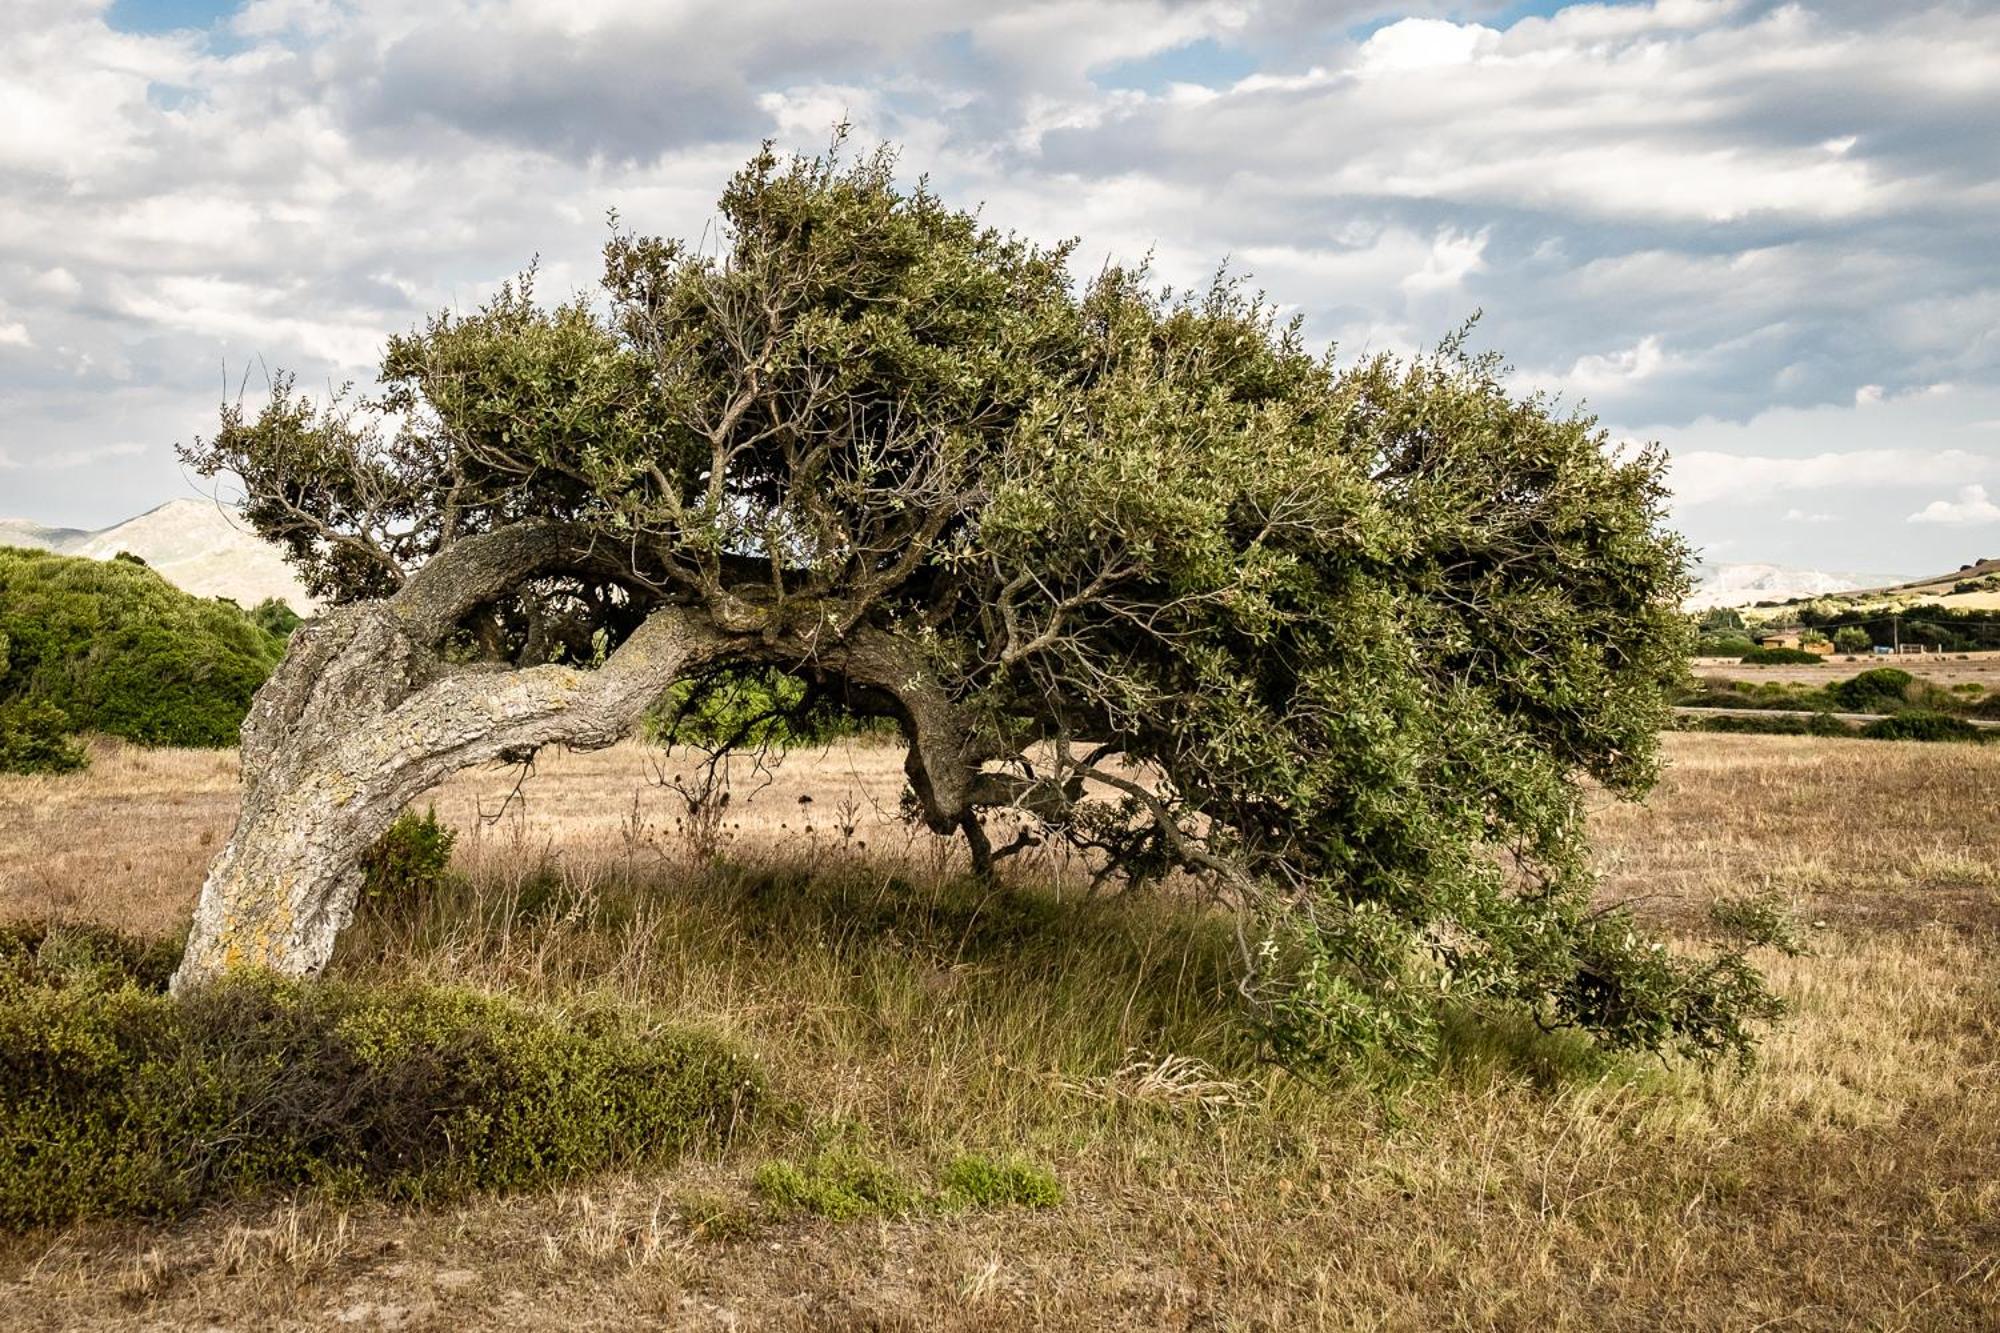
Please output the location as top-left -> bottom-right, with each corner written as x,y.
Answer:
1677,712 -> 1855,738
0,923 -> 759,1228
359,807 -> 457,902
1738,647 -> 1822,666
1858,711 -> 1988,743
0,698 -> 86,774
1826,667 -> 1916,712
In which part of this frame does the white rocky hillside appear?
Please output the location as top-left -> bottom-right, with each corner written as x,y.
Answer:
1684,561 -> 1906,611
0,498 -> 315,612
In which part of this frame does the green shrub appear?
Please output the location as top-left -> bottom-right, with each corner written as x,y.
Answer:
248,597 -> 304,638
0,921 -> 184,991
1739,647 -> 1822,666
360,807 -> 457,901
0,926 -> 759,1228
1826,667 -> 1915,712
1695,635 -> 1755,657
1858,711 -> 1987,743
1971,693 -> 2000,720
937,1154 -> 1064,1210
0,698 -> 85,774
0,547 -> 289,750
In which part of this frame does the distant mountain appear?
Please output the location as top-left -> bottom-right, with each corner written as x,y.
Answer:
0,499 -> 313,612
1684,562 -> 1908,611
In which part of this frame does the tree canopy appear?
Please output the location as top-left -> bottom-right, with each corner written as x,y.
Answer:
177,140 -> 1777,1069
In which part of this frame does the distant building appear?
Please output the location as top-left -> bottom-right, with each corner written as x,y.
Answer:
1755,629 -> 1834,655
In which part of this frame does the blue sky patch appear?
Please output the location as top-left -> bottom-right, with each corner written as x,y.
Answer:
1094,39 -> 1261,94
107,0 -> 238,34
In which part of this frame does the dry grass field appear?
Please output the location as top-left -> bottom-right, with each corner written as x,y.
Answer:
1,733 -> 1996,1330
1689,651 -> 2000,690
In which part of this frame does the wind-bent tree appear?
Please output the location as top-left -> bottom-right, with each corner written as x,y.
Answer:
174,142 -> 1776,1067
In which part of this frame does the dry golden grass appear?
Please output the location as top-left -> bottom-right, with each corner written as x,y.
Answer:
2,732 -> 1996,1331
1689,653 -> 2000,689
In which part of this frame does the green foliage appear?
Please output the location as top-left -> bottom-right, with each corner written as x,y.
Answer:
0,698 -> 86,774
937,1154 -> 1064,1210
1826,667 -> 1915,711
0,547 -> 288,752
359,807 -> 457,901
1739,647 -> 1822,665
0,923 -> 758,1228
1696,634 -> 1756,656
1697,607 -> 1745,632
753,1147 -> 921,1221
751,1142 -> 1062,1220
1561,916 -> 1787,1065
647,666 -> 893,751
248,597 -> 304,638
1858,711 -> 1988,743
1708,893 -> 1808,957
1678,711 -> 1855,738
1832,626 -> 1872,654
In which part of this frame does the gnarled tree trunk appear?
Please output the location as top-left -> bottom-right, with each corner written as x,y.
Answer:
170,526 -> 730,991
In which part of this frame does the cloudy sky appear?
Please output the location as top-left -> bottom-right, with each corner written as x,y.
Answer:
2,0 -> 1996,576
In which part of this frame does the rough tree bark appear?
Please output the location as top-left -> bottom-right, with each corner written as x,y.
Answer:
170,525 -> 731,991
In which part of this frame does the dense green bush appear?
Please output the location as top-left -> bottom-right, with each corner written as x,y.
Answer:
1739,647 -> 1822,665
0,923 -> 758,1228
359,807 -> 457,902
1695,634 -> 1756,657
0,547 -> 290,756
1858,711 -> 1988,743
0,698 -> 85,774
1826,667 -> 1915,712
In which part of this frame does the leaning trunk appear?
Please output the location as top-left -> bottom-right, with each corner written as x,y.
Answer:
172,587 -> 729,992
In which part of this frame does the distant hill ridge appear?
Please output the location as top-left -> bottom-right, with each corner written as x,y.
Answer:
0,499 -> 313,612
1685,562 -> 1907,611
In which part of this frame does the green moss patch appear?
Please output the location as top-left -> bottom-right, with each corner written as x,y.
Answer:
0,924 -> 759,1229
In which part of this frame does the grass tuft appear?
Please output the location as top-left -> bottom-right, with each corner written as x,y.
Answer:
936,1153 -> 1064,1210
752,1147 -> 922,1221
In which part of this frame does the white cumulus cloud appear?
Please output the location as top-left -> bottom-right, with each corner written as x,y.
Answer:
1909,484 -> 2000,525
